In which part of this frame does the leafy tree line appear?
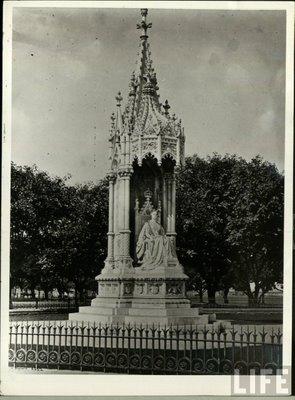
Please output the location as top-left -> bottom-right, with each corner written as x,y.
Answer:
10,154 -> 283,305
10,163 -> 108,300
176,154 -> 283,305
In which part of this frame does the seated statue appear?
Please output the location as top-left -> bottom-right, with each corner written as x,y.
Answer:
136,210 -> 176,270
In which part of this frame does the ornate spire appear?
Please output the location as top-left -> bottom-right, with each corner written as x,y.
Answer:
109,9 -> 185,171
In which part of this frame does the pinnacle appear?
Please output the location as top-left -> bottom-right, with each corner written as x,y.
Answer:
115,91 -> 123,106
163,100 -> 170,115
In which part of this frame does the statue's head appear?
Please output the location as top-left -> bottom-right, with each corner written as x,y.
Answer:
150,210 -> 158,220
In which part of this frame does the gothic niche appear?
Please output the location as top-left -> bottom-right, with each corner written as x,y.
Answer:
130,155 -> 175,265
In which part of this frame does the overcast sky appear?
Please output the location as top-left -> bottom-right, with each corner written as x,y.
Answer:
12,7 -> 286,184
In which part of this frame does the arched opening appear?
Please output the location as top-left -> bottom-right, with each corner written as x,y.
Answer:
130,155 -> 175,263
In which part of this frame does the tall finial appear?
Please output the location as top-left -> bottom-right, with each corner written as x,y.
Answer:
136,8 -> 152,40
115,91 -> 123,106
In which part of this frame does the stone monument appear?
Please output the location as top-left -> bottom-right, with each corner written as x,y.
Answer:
70,9 -> 210,327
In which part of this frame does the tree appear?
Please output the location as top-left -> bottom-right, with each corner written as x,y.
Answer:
10,163 -> 109,300
184,266 -> 206,302
47,181 -> 108,300
176,154 -> 283,306
226,156 -> 284,305
176,154 -> 238,304
11,163 -> 109,300
10,163 -> 69,297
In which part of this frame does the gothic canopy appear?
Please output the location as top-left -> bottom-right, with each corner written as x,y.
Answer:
109,9 -> 185,172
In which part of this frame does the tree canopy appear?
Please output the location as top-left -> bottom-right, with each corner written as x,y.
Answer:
176,154 -> 284,304
10,163 -> 108,299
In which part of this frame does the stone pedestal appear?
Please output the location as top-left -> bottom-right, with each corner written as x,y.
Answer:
69,264 -> 209,328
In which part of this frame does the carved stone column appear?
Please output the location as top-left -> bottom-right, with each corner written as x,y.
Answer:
101,173 -> 116,273
171,173 -> 176,234
113,178 -> 120,259
117,168 -> 133,271
118,176 -> 125,232
169,173 -> 177,251
167,177 -> 171,233
162,174 -> 167,231
124,173 -> 130,230
164,173 -> 173,234
106,173 -> 115,264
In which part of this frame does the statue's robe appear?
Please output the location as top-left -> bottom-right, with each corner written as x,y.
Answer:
136,219 -> 174,270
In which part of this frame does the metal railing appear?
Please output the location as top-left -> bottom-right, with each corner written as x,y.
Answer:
192,303 -> 283,309
9,322 -> 282,374
10,298 -> 91,311
10,297 -> 283,311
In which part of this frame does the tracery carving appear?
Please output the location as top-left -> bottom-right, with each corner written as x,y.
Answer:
123,283 -> 134,295
166,282 -> 183,296
147,283 -> 162,295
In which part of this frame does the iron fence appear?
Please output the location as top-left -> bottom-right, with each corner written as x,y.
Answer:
10,298 -> 91,311
9,321 -> 282,375
10,298 -> 283,311
193,303 -> 283,309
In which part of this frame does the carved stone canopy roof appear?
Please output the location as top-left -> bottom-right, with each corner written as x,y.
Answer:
109,9 -> 185,172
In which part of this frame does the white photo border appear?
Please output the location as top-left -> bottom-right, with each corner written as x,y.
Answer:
1,0 -> 294,396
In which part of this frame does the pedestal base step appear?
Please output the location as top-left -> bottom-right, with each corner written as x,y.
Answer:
124,314 -> 208,327
69,304 -> 208,327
